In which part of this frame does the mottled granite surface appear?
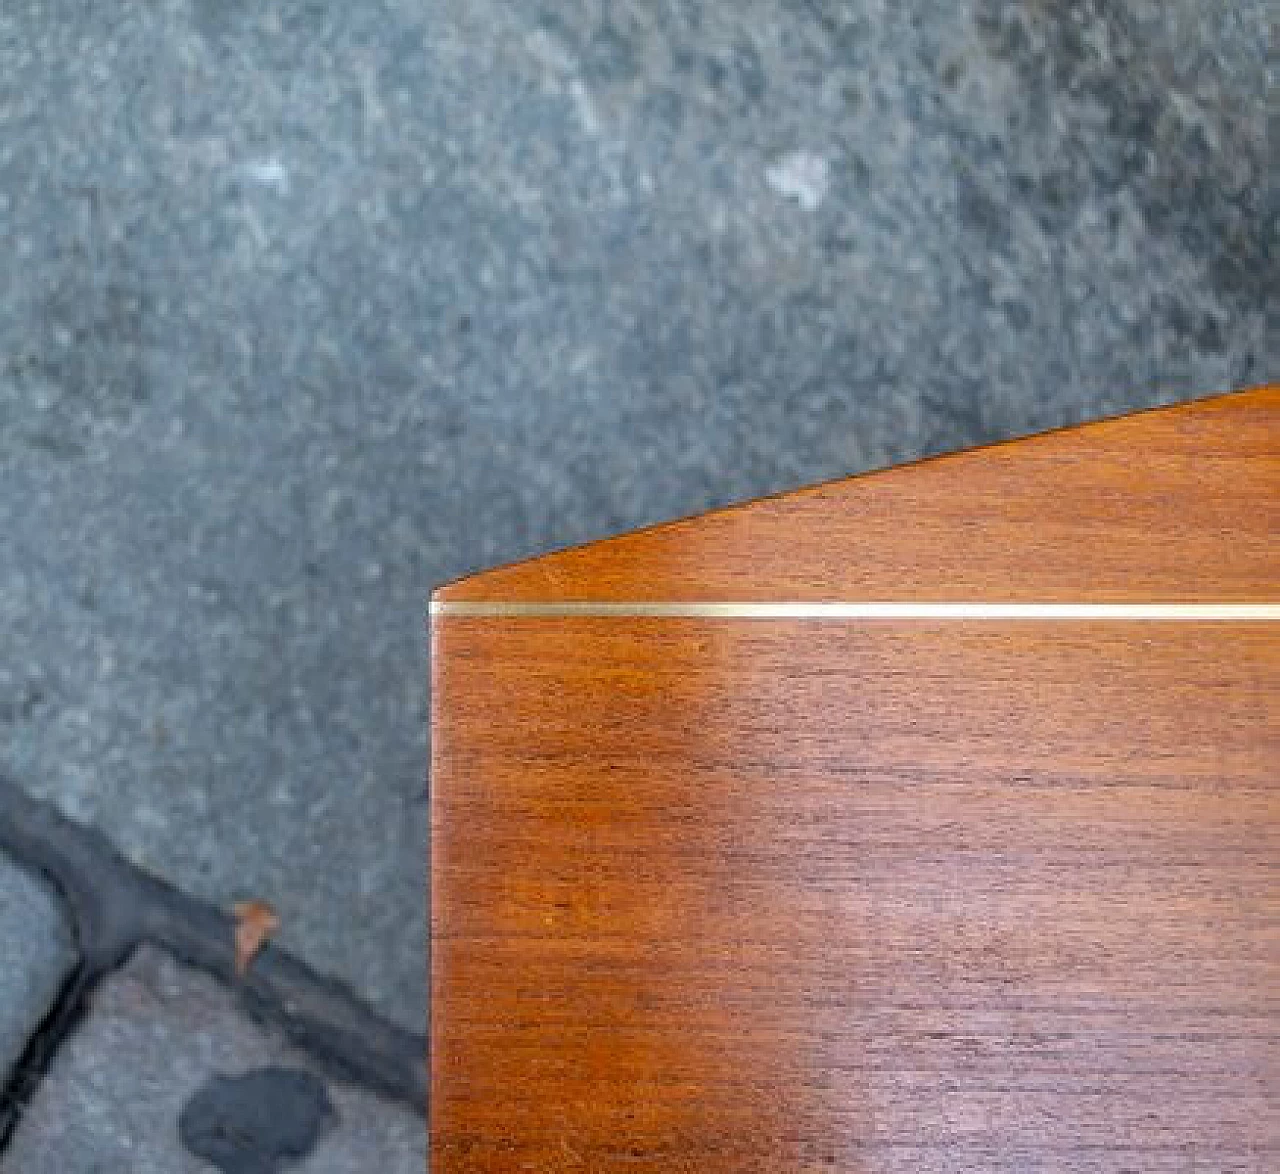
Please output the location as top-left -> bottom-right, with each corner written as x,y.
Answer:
0,0 -> 1271,1033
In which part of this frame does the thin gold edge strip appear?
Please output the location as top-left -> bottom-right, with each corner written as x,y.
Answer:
430,601 -> 1280,620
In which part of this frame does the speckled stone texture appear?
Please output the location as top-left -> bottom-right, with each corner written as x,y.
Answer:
0,0 -> 1271,1034
0,859 -> 75,1079
2,947 -> 425,1173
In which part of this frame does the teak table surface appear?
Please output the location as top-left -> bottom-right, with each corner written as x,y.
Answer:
430,387 -> 1278,1172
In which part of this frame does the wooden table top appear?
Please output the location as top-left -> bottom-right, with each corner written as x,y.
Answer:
430,388 -> 1278,1171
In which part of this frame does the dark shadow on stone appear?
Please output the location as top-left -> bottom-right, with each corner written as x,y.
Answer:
178,1067 -> 335,1174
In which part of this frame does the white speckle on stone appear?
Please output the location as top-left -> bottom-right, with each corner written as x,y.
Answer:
241,158 -> 291,197
569,79 -> 601,136
765,151 -> 830,212
526,28 -> 576,76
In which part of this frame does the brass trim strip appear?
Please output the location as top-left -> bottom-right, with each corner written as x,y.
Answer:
430,601 -> 1280,620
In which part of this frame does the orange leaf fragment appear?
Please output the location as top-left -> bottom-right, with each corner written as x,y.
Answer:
233,899 -> 280,976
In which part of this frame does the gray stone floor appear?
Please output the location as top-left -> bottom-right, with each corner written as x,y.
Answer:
4,948 -> 425,1172
0,0 -> 1273,1166
0,862 -> 74,1078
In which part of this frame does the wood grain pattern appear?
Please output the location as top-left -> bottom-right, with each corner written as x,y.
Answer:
435,387 -> 1279,604
431,388 -> 1279,1171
